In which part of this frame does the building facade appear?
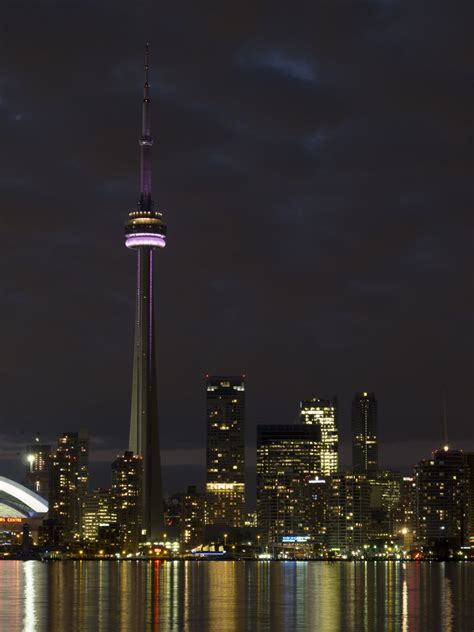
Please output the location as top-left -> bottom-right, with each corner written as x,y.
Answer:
256,424 -> 322,546
180,486 -> 205,549
48,430 -> 89,544
463,452 -> 474,546
24,436 -> 51,499
368,470 -> 402,543
81,488 -> 117,544
352,392 -> 378,475
0,476 -> 48,544
205,376 -> 245,527
111,451 -> 143,548
327,473 -> 371,554
414,447 -> 469,550
300,397 -> 338,476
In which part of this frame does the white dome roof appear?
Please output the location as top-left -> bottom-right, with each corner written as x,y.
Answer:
0,476 -> 48,517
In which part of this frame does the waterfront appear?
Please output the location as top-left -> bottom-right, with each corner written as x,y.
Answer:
0,561 -> 472,632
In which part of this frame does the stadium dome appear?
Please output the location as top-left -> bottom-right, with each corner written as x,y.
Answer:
0,476 -> 48,518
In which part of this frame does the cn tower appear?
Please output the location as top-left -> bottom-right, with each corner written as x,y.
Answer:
124,44 -> 166,540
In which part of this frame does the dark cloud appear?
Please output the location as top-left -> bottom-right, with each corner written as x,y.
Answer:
0,0 -> 472,495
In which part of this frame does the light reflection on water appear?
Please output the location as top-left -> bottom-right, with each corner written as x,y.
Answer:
0,561 -> 472,632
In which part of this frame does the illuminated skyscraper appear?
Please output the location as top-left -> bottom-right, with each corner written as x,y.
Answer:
414,447 -> 469,549
256,424 -> 322,546
352,392 -> 378,474
180,486 -> 205,549
368,470 -> 402,542
48,430 -> 89,543
112,451 -> 143,547
398,475 -> 416,536
205,376 -> 245,527
463,453 -> 474,546
300,397 -> 338,476
24,435 -> 51,498
327,472 -> 370,553
124,46 -> 167,540
81,488 -> 117,543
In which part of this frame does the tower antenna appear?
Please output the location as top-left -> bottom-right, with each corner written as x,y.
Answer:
144,42 -> 150,94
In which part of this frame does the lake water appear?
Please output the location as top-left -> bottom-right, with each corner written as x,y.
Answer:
0,560 -> 472,631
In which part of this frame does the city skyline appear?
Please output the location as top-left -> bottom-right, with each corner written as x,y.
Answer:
1,383 -> 472,498
6,399 -> 471,556
0,2 -> 471,487
10,385 -> 472,504
0,2 -> 471,630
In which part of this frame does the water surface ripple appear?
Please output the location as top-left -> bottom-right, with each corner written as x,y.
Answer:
0,560 -> 472,632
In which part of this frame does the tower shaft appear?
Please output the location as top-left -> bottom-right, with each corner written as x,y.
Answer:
128,248 -> 163,538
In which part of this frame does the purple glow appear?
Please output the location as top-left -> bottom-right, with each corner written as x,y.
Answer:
125,233 -> 166,249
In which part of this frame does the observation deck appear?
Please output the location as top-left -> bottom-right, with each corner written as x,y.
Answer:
125,210 -> 167,249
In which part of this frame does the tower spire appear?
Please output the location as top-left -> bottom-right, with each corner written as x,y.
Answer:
144,42 -> 150,105
139,43 -> 153,211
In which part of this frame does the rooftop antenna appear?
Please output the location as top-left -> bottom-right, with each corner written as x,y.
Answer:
442,390 -> 449,451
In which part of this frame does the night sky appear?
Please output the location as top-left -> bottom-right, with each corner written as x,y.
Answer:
0,1 -> 472,498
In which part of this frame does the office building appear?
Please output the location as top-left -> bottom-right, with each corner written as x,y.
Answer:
257,424 -> 322,546
81,488 -> 117,543
48,430 -> 89,543
112,451 -> 143,547
463,453 -> 474,546
414,447 -> 469,549
352,392 -> 378,475
180,486 -> 205,549
300,397 -> 338,476
368,470 -> 402,542
327,473 -> 371,553
205,376 -> 245,527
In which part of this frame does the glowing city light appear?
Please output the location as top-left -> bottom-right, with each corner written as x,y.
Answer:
0,476 -> 48,514
125,233 -> 166,249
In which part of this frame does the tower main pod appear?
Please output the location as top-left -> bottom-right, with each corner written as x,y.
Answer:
124,45 -> 166,540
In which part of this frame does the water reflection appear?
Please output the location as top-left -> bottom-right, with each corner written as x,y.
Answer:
0,561 -> 471,632
23,562 -> 36,632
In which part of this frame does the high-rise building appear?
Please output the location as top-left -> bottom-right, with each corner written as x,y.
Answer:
60,430 -> 89,499
48,430 -> 89,543
256,424 -> 322,546
326,472 -> 370,554
393,475 -> 417,549
112,451 -> 143,547
81,488 -> 117,543
24,435 -> 51,498
414,447 -> 469,550
300,398 -> 338,476
124,45 -> 167,541
180,486 -> 205,549
352,392 -> 378,475
368,470 -> 402,542
463,453 -> 474,546
205,376 -> 245,527
397,475 -> 416,532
